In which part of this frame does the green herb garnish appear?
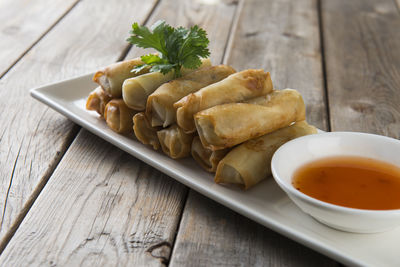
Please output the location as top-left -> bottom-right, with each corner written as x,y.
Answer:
127,20 -> 210,78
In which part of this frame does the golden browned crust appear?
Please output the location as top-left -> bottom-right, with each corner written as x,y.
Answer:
133,112 -> 161,150
157,125 -> 195,159
146,65 -> 236,128
86,87 -> 112,117
194,89 -> 306,150
175,69 -> 272,133
191,136 -> 230,172
104,99 -> 137,133
215,121 -> 317,190
93,57 -> 146,98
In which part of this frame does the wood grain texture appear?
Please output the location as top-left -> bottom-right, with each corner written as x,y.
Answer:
170,192 -> 338,267
170,0 -> 337,265
126,0 -> 238,64
0,0 -> 157,245
0,0 -> 238,265
322,0 -> 400,136
225,0 -> 327,130
0,130 -> 187,266
0,0 -> 79,77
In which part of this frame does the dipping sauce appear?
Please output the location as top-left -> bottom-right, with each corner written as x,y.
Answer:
292,156 -> 400,210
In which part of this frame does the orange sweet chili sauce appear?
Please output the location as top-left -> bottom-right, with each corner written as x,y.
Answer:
292,156 -> 400,210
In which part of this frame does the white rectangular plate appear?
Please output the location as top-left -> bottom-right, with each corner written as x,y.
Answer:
31,74 -> 399,267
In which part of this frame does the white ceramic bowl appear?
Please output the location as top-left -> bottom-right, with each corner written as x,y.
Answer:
271,131 -> 400,233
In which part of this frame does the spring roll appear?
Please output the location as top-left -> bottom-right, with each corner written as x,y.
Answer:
146,65 -> 236,127
157,124 -> 195,159
133,112 -> 161,150
215,121 -> 317,189
194,89 -> 306,150
93,57 -> 148,98
122,58 -> 212,110
175,69 -> 273,133
104,99 -> 137,134
86,86 -> 112,117
191,136 -> 230,172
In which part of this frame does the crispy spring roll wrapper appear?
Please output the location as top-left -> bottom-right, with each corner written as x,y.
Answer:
93,57 -> 148,98
104,99 -> 137,134
175,69 -> 273,133
215,121 -> 317,189
122,58 -> 212,111
146,65 -> 236,128
157,124 -> 195,159
86,86 -> 112,117
123,71 -> 174,110
191,136 -> 230,172
133,112 -> 161,150
195,89 -> 306,150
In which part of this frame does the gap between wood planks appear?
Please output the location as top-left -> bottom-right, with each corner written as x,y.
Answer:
317,0 -> 331,132
221,0 -> 244,65
0,0 -> 162,255
0,0 -> 81,80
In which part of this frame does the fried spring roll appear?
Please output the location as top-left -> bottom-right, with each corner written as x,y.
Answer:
133,112 -> 161,150
157,124 -> 195,159
86,86 -> 112,117
104,99 -> 137,134
194,89 -> 306,150
122,58 -> 212,111
93,57 -> 148,98
175,69 -> 273,133
146,65 -> 236,128
191,136 -> 230,172
123,71 -> 174,110
215,121 -> 317,189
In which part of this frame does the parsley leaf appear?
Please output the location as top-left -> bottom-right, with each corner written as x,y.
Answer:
127,20 -> 210,78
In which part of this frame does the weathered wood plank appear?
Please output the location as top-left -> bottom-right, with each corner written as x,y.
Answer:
126,0 -> 238,63
170,0 -> 337,265
322,0 -> 400,136
171,192 -> 339,267
225,0 -> 328,131
0,0 -> 157,246
0,0 -> 238,265
0,0 -> 79,77
0,130 -> 188,266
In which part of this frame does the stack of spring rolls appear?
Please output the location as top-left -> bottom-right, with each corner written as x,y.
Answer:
86,56 -> 317,190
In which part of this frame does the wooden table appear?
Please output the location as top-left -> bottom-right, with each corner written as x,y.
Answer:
0,0 -> 399,265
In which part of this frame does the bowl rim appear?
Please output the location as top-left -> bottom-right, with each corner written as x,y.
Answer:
271,131 -> 400,215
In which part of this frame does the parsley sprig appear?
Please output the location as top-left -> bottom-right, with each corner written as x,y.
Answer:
127,20 -> 210,78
